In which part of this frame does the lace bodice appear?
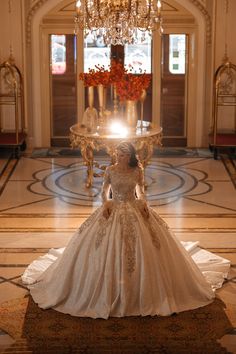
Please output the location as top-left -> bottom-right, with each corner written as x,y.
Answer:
101,165 -> 146,203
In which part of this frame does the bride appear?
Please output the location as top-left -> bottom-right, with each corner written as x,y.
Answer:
22,142 -> 230,319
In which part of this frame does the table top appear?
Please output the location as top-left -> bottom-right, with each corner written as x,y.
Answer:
70,121 -> 162,140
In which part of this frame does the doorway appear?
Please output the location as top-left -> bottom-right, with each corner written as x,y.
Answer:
31,0 -> 207,148
160,34 -> 188,147
50,34 -> 77,146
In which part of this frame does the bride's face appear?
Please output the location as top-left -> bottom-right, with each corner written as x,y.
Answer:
116,150 -> 131,166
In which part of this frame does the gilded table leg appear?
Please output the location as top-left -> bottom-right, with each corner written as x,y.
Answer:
135,139 -> 155,188
80,145 -> 94,188
136,140 -> 154,169
105,144 -> 117,165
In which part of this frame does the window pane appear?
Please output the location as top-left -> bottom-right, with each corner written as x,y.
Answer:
84,31 -> 111,72
124,31 -> 152,73
161,34 -> 187,142
50,34 -> 77,140
169,34 -> 186,74
51,35 -> 66,75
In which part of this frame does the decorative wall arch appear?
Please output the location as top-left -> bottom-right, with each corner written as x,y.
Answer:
26,0 -> 48,45
27,0 -> 212,146
189,0 -> 211,44
26,0 -> 212,45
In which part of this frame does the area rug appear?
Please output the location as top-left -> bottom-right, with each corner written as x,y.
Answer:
0,296 -> 235,354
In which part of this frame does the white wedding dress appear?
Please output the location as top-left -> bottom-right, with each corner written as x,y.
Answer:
22,165 -> 230,319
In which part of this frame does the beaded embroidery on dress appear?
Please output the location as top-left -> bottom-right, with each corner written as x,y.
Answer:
22,165 -> 230,319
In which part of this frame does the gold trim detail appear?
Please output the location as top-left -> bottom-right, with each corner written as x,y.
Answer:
70,123 -> 163,187
26,0 -> 212,46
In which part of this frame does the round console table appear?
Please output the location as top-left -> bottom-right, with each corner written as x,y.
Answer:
70,122 -> 163,187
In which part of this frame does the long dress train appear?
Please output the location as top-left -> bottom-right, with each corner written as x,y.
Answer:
22,165 -> 230,319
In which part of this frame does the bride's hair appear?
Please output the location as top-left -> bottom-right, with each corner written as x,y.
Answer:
116,142 -> 139,167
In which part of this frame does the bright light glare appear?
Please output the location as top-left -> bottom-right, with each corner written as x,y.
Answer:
76,0 -> 81,8
109,121 -> 128,137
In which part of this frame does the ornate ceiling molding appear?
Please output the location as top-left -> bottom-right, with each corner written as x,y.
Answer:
189,0 -> 211,45
26,0 -> 212,45
26,0 -> 49,45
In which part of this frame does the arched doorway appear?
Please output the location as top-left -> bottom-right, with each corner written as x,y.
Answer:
28,0 -> 210,148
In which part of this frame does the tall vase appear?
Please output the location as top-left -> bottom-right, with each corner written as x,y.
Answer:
139,89 -> 147,129
97,84 -> 106,129
88,86 -> 94,108
97,84 -> 104,118
113,84 -> 118,117
103,86 -> 107,112
125,100 -> 138,129
82,86 -> 98,132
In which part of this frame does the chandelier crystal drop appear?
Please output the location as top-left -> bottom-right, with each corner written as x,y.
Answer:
74,0 -> 163,45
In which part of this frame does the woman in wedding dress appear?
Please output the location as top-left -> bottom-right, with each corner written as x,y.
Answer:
22,142 -> 230,319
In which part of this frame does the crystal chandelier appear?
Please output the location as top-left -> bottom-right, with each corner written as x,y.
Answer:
74,0 -> 163,45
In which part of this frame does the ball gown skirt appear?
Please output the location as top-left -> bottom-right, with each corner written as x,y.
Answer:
22,202 -> 230,319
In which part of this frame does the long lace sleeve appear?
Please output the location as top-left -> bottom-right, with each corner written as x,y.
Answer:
136,166 -> 146,200
101,167 -> 111,203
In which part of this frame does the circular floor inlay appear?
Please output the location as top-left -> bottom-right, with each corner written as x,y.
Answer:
29,158 -> 211,206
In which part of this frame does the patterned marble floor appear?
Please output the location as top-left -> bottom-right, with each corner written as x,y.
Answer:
0,150 -> 236,353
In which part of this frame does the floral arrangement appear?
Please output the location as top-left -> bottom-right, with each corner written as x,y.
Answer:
110,60 -> 151,101
109,59 -> 125,84
79,60 -> 151,100
79,65 -> 111,87
116,72 -> 151,101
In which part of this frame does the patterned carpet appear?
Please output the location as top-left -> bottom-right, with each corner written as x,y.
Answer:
0,296 -> 235,354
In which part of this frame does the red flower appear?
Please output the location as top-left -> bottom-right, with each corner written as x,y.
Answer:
79,65 -> 111,87
79,60 -> 151,100
109,60 -> 126,84
116,73 -> 151,101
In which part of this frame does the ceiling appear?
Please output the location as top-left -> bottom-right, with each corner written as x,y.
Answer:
43,0 -> 195,24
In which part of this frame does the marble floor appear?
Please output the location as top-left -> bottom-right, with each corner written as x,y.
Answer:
0,149 -> 236,353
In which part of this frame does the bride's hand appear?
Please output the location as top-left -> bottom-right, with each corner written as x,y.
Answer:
103,200 -> 113,219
